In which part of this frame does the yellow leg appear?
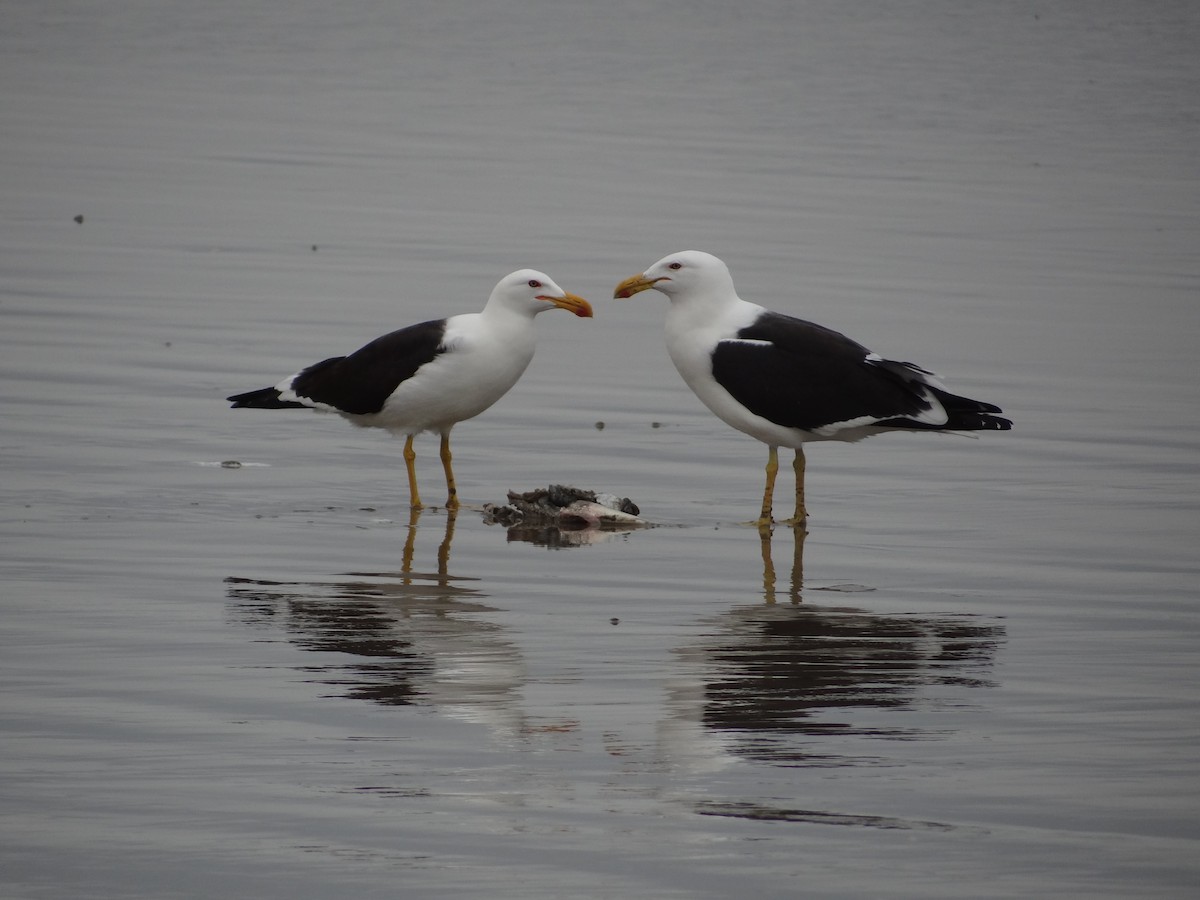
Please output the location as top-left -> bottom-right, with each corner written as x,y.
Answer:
757,445 -> 779,527
781,446 -> 808,526
439,432 -> 459,509
403,435 -> 423,510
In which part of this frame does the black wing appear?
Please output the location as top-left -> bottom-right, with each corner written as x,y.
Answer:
289,318 -> 448,415
710,311 -> 1008,431
229,319 -> 449,415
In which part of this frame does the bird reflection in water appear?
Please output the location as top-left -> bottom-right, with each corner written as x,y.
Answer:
758,521 -> 807,604
399,505 -> 455,584
652,520 -> 1004,785
664,596 -> 1005,773
226,508 -> 576,738
227,508 -> 1003,791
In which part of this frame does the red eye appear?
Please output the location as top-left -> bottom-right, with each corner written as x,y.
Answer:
668,262 -> 682,270
528,279 -> 541,288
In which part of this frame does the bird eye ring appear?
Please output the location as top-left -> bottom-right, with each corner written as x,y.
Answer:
528,279 -> 542,288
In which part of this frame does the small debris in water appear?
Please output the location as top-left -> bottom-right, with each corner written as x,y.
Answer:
483,484 -> 645,530
220,460 -> 243,469
74,214 -> 84,224
594,421 -> 605,430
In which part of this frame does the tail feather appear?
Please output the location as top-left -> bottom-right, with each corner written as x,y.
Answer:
881,387 -> 1013,431
943,410 -> 1013,431
937,388 -> 1012,430
227,387 -> 309,409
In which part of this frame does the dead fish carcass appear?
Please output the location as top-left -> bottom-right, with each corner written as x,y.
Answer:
483,485 -> 646,530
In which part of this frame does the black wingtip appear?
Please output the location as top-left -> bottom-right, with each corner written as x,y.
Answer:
951,413 -> 1013,431
932,389 -> 1012,431
227,387 -> 308,409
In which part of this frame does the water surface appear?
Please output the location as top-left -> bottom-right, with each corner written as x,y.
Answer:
3,2 -> 1198,898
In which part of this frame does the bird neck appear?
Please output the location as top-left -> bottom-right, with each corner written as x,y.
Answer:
667,289 -> 754,329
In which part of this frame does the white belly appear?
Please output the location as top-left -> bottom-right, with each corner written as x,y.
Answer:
351,323 -> 535,435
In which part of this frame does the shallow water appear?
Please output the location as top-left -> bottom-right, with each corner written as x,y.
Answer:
3,1 -> 1199,897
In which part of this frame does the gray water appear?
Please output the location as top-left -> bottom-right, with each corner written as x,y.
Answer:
3,2 -> 1198,897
